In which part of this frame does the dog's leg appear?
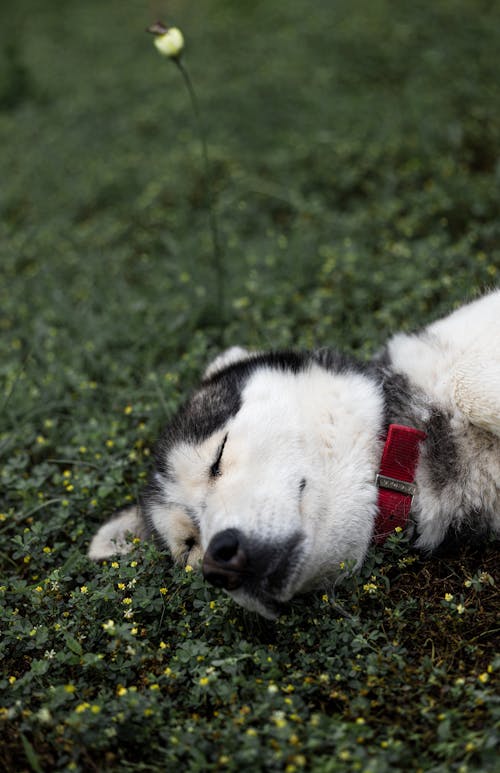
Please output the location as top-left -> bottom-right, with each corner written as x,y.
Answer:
453,352 -> 500,437
88,505 -> 147,560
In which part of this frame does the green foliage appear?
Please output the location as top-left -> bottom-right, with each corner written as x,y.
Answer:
0,0 -> 499,770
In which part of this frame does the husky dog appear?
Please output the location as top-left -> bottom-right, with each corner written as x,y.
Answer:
89,291 -> 500,618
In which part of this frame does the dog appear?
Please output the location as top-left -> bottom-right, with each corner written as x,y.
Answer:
89,290 -> 500,618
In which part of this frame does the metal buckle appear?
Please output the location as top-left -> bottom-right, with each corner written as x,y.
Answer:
376,474 -> 416,498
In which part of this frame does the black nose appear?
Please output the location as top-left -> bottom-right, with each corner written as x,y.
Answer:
202,529 -> 247,591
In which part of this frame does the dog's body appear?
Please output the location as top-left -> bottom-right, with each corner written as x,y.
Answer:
89,290 -> 500,618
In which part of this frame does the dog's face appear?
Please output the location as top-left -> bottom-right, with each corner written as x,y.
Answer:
146,349 -> 384,618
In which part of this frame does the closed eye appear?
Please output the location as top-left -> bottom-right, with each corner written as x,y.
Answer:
210,434 -> 228,478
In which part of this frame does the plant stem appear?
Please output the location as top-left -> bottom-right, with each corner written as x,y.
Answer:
174,58 -> 225,339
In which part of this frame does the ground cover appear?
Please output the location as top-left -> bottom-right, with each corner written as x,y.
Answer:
1,1 -> 499,770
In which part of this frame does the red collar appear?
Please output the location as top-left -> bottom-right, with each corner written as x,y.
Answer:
373,424 -> 426,545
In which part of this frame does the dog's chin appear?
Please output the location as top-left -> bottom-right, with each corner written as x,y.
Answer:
228,589 -> 290,620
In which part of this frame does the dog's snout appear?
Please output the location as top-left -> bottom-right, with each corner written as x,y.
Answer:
202,529 -> 247,590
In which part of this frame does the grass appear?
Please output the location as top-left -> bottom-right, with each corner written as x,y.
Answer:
1,0 -> 499,770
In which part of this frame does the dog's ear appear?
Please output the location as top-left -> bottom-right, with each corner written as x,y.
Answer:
203,346 -> 255,379
88,506 -> 147,560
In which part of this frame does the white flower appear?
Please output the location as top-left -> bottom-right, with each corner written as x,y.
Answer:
149,23 -> 184,59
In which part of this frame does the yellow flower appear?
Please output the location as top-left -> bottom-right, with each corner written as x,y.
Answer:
8,676 -> 16,685
80,586 -> 88,594
111,562 -> 119,569
149,23 -> 185,60
444,593 -> 454,602
185,564 -> 193,573
124,405 -> 133,415
75,703 -> 89,714
122,597 -> 132,605
160,587 -> 168,595
199,677 -> 209,686
117,686 -> 128,697
64,684 -> 76,693
478,672 -> 489,684
117,583 -> 126,590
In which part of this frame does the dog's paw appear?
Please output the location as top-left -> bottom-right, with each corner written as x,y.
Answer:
88,505 -> 146,560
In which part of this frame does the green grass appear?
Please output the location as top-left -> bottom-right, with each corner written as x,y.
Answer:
1,0 -> 499,770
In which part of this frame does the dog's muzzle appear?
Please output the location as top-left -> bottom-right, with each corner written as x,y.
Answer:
202,528 -> 248,591
202,528 -> 305,602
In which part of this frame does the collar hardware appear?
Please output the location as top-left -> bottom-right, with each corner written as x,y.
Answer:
376,474 -> 416,498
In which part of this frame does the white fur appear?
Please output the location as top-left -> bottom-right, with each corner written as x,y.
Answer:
89,290 -> 500,617
87,506 -> 144,560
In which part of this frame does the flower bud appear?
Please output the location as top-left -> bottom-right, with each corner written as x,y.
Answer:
148,22 -> 184,60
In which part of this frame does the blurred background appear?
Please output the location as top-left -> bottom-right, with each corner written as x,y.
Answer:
1,0 -> 499,456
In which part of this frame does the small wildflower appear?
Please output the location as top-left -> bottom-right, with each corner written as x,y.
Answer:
394,526 -> 403,533
42,546 -> 52,554
124,405 -> 133,415
34,586 -> 43,593
131,627 -> 138,635
160,587 -> 168,595
130,561 -> 138,568
117,583 -> 126,590
117,686 -> 128,697
478,672 -> 489,684
159,641 -> 168,649
199,677 -> 209,686
149,22 -> 185,60
75,702 -> 89,714
80,586 -> 88,594
44,649 -> 56,660
185,564 -> 193,573
64,684 -> 76,693
149,684 -> 160,691
456,603 -> 465,614
444,593 -> 454,602
8,676 -> 16,685
106,440 -> 114,448
322,594 -> 329,603
123,609 -> 134,619
102,619 -> 115,632
111,562 -> 119,569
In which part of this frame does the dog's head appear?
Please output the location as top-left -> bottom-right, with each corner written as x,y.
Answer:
142,347 -> 384,618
